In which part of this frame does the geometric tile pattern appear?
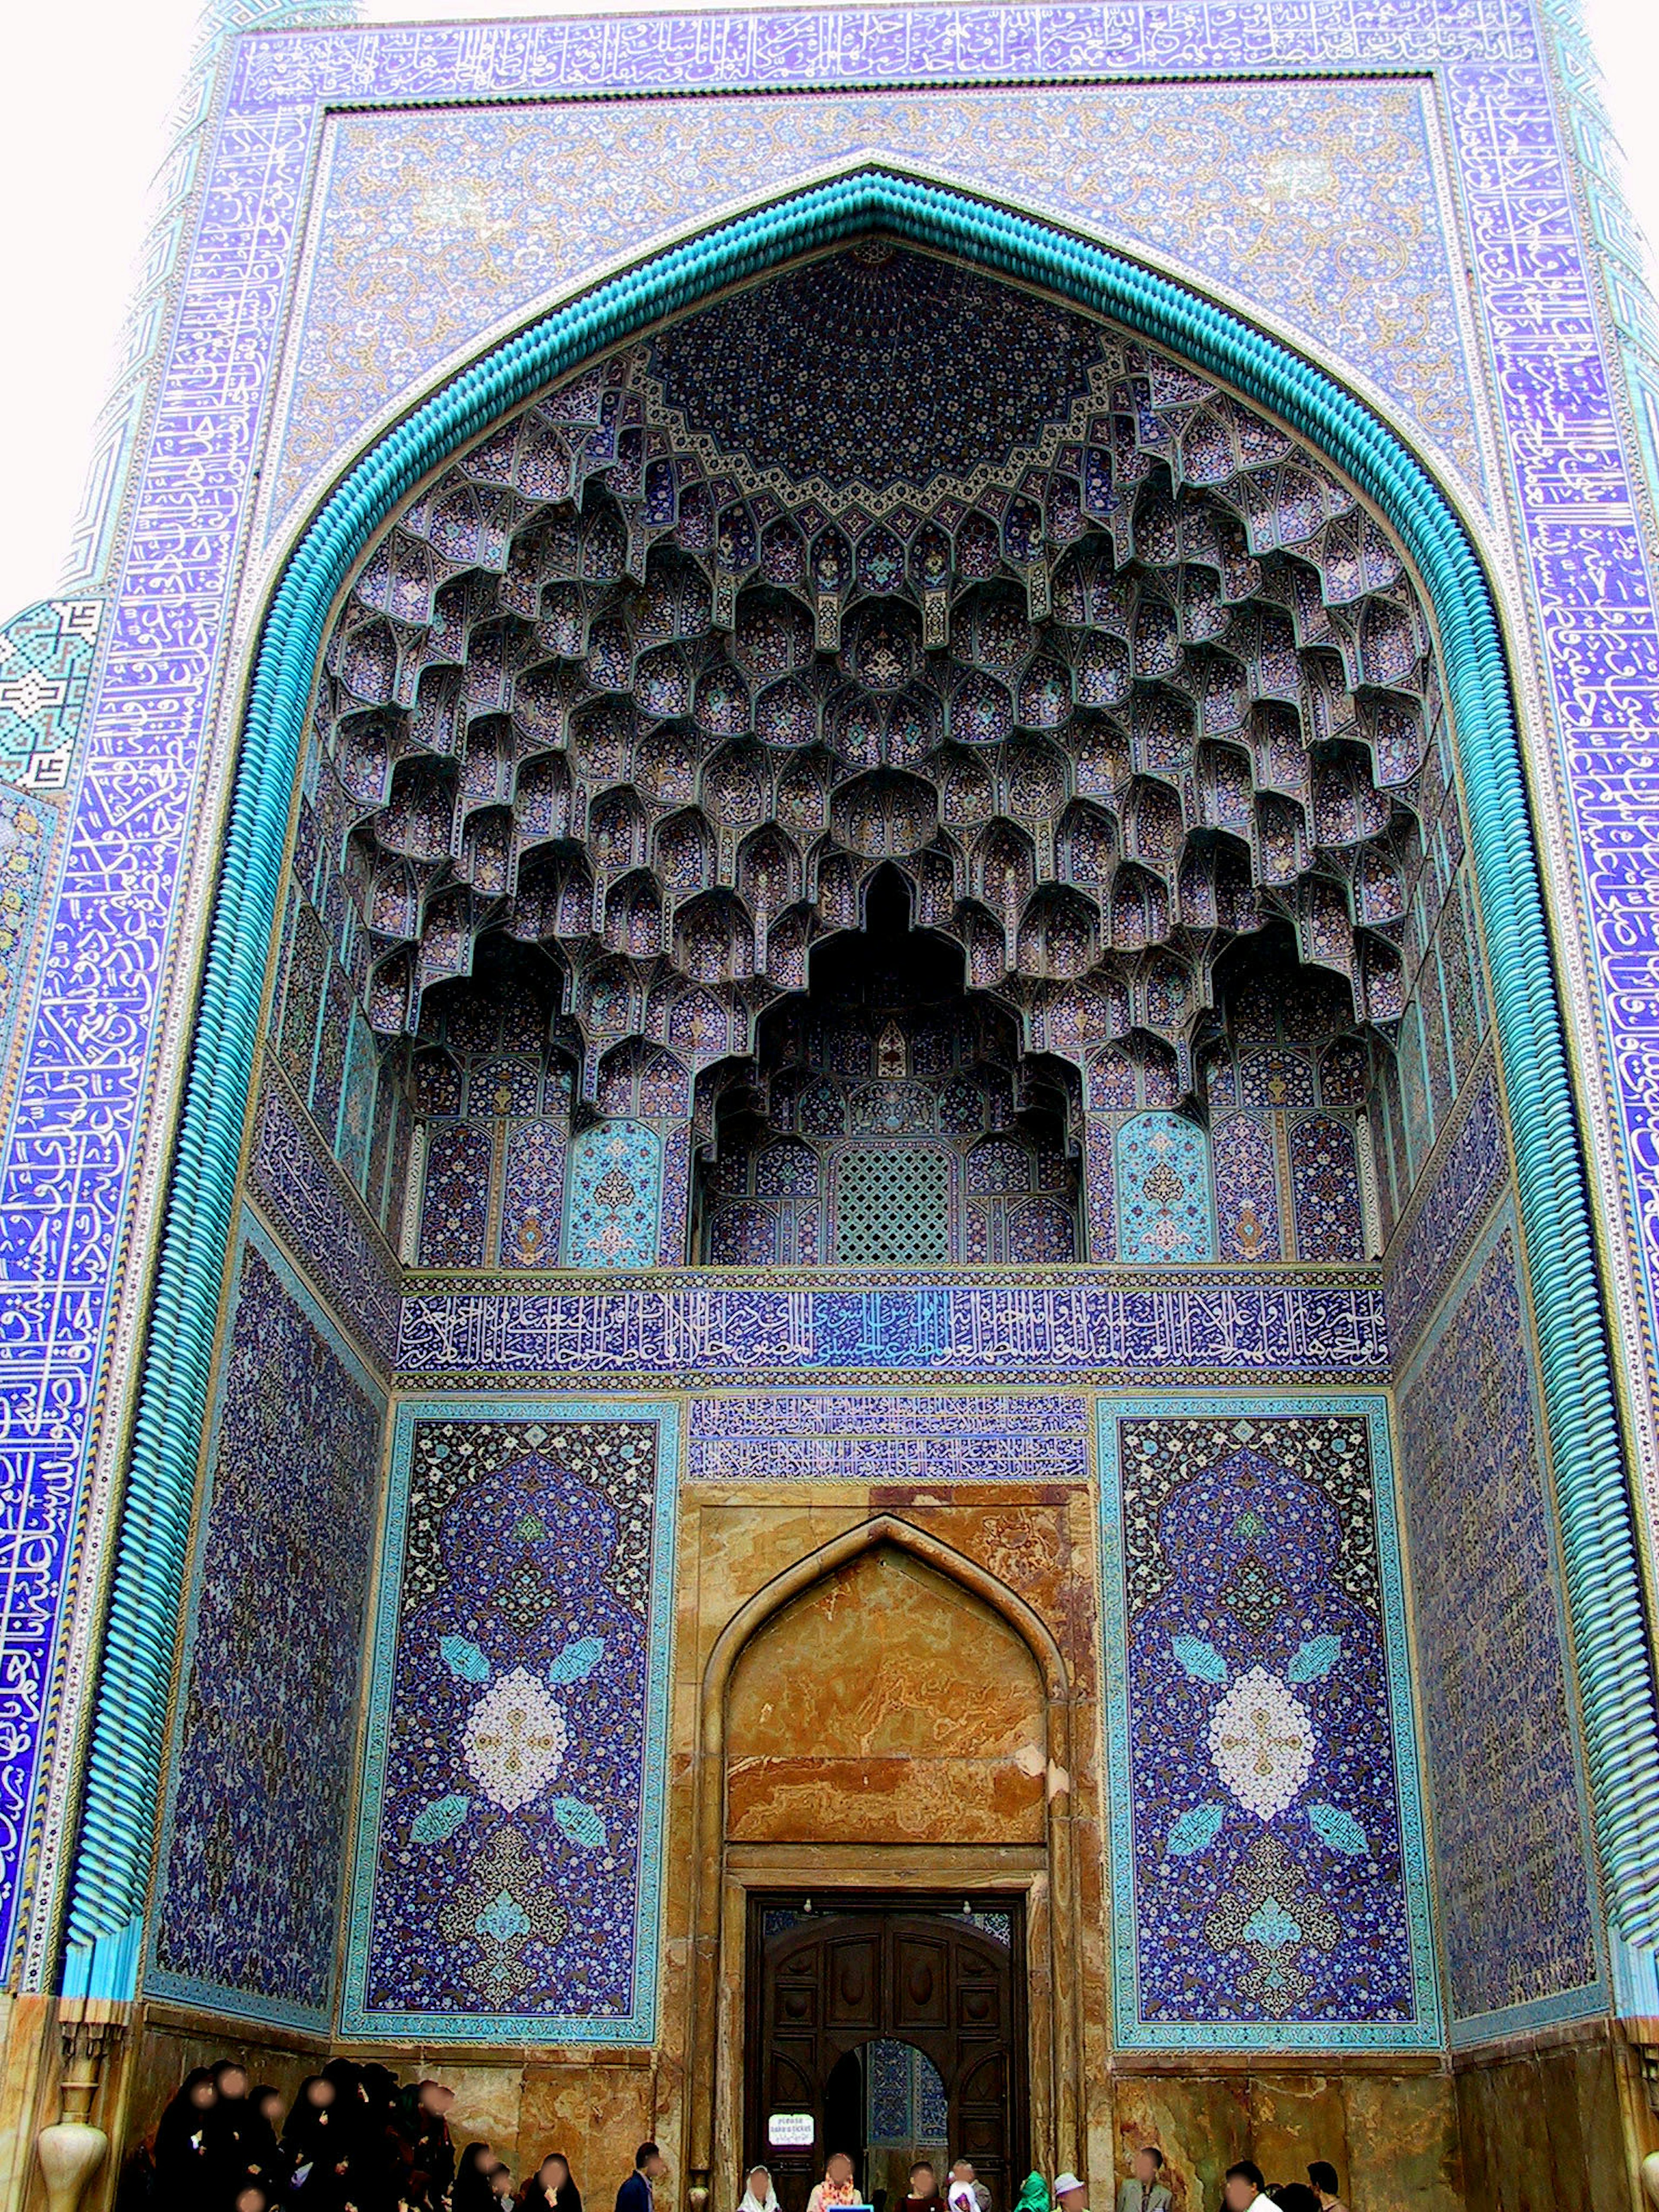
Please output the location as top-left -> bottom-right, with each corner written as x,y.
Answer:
11,0 -> 1655,2010
146,1218 -> 384,2029
0,601 -> 102,791
1395,1208 -> 1606,2041
343,1398 -> 677,2039
0,788 -> 61,1129
1096,1394 -> 1440,2050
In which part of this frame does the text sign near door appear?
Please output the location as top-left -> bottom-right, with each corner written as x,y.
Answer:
769,2115 -> 815,2148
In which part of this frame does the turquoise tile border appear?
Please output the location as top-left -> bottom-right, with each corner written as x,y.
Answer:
339,1393 -> 679,2042
1096,1391 -> 1442,2051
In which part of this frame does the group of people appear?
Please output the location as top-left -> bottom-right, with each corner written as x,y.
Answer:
788,2146 -> 1351,2212
1215,2159 -> 1348,2212
139,2070 -> 1353,2212
1057,2150 -> 1350,2212
794,2154 -> 991,2212
135,2056 -> 587,2211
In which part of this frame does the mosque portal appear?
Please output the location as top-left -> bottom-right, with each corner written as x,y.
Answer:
7,27 -> 1659,2212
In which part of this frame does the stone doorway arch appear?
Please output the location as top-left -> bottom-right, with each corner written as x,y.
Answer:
689,1516 -> 1081,2206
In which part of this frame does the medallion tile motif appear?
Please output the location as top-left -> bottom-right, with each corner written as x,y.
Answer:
343,1399 -> 677,2039
1097,1396 -> 1439,2049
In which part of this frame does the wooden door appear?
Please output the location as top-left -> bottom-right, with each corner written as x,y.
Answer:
744,1897 -> 1026,2212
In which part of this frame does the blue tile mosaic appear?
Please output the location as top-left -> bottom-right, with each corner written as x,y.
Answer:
13,0 -> 1659,2015
686,1389 -> 1090,1483
266,76 -> 1479,531
342,1397 -> 677,2040
0,601 -> 102,792
248,1071 -> 401,1369
1097,1395 -> 1439,2050
146,1215 -> 383,2030
563,1121 -> 663,1270
1395,1206 -> 1606,2040
1117,1114 -> 1216,1265
1384,1055 -> 1506,1360
397,1279 -> 1389,1381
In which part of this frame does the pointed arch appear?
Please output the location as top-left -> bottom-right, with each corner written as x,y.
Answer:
63,168 -> 1659,2037
691,1513 -> 1084,2182
701,1512 -> 1071,1756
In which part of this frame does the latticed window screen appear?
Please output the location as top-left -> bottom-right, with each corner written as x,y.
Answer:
833,1144 -> 952,1264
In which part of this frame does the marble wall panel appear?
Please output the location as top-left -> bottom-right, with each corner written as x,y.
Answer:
1108,2066 -> 1459,2212
724,1541 -> 1047,1843
1452,2032 -> 1631,2212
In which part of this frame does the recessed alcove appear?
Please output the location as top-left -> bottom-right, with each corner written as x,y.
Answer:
694,867 -> 1082,1265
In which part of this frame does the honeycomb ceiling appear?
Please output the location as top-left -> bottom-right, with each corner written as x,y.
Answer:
316,240 -> 1434,1099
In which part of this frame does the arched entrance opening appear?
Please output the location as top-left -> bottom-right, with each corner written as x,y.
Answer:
702,1521 -> 1071,2199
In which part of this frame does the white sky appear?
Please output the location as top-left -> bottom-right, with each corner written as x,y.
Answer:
0,0 -> 1655,625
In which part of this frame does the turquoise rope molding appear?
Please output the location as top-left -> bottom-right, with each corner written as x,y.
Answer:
59,168 -> 1659,2011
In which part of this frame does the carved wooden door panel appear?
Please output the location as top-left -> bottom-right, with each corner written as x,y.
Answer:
745,1898 -> 1027,2212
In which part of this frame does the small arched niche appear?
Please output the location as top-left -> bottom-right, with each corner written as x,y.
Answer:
725,1541 -> 1048,1845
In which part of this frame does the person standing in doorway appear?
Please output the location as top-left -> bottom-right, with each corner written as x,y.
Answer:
1116,2149 -> 1170,2212
740,2165 -> 782,2212
807,2152 -> 860,2212
949,2159 -> 991,2212
895,2161 -> 947,2212
620,2143 -> 669,2212
1306,2165 -> 1347,2212
1223,2164 -> 1274,2212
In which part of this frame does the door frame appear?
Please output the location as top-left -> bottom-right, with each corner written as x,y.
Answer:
742,1887 -> 1032,2200
686,1513 -> 1083,2202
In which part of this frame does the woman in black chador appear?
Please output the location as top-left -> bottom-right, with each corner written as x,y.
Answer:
243,2085 -> 290,2201
520,2152 -> 583,2212
203,2059 -> 256,2198
454,2140 -> 501,2211
152,2068 -> 218,2196
282,2075 -> 352,2209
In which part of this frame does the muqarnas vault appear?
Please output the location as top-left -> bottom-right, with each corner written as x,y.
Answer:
2,1 -> 1659,2209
